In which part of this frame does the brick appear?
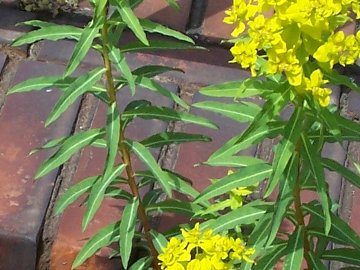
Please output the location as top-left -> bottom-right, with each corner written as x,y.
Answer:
134,0 -> 192,32
0,60 -> 80,270
0,53 -> 6,71
51,83 -> 178,270
0,6 -> 37,44
202,0 -> 232,39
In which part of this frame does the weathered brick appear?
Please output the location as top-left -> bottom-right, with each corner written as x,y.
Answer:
202,0 -> 232,39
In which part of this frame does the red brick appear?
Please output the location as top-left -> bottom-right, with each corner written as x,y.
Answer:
202,0 -> 232,39
0,60 -> 80,270
51,83 -> 178,270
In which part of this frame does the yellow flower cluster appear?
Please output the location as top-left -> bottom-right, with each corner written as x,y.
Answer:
158,223 -> 255,270
225,0 -> 360,106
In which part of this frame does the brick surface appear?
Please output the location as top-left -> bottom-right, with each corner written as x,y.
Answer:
51,83 -> 177,270
0,6 -> 37,44
0,53 -> 6,71
0,60 -> 80,270
202,0 -> 232,39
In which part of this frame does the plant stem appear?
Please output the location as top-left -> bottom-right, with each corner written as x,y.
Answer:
100,6 -> 160,269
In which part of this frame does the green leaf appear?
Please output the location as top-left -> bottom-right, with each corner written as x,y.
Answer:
142,189 -> 163,206
307,251 -> 327,270
104,187 -> 132,201
17,19 -> 57,28
72,222 -> 120,269
304,202 -> 360,251
82,164 -> 126,231
266,154 -> 298,245
194,163 -> 272,203
126,141 -> 172,196
252,244 -> 287,270
65,25 -> 101,77
201,200 -> 270,233
265,106 -> 303,197
129,257 -> 152,270
140,132 -> 211,148
283,226 -> 304,270
29,136 -> 67,155
132,65 -> 183,78
120,196 -> 139,269
324,68 -> 360,94
322,158 -> 360,189
204,156 -> 265,167
109,46 -> 135,95
12,25 -> 82,46
139,19 -> 193,44
122,105 -> 218,129
318,108 -> 341,142
302,134 -> 331,234
322,248 -> 360,266
7,76 -> 75,94
115,0 -> 149,45
103,102 -> 121,180
165,0 -> 180,10
36,129 -> 105,179
150,230 -> 168,253
46,68 -> 105,126
121,40 -> 200,53
55,176 -> 99,215
192,101 -> 260,123
199,78 -> 277,98
146,200 -> 202,217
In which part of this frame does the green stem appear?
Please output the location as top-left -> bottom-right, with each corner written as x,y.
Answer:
100,6 -> 160,270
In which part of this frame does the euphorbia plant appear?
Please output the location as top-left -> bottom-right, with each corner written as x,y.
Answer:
187,0 -> 360,269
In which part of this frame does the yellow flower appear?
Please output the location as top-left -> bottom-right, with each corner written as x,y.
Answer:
304,69 -> 332,107
230,40 -> 258,76
158,237 -> 191,270
230,238 -> 256,263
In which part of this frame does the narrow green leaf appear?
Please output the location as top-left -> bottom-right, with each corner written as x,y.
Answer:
36,129 -> 105,179
46,68 -> 105,126
201,200 -> 271,233
120,196 -> 139,269
72,222 -> 120,269
139,19 -> 193,44
266,154 -> 298,245
204,156 -> 265,167
104,187 -> 133,201
132,65 -> 183,78
194,164 -> 272,203
12,25 -> 82,46
65,25 -> 101,77
150,230 -> 168,253
17,19 -> 56,28
29,136 -> 67,155
146,200 -> 202,217
322,158 -> 360,189
302,134 -> 331,234
265,106 -> 303,197
318,108 -> 341,142
322,248 -> 360,266
82,164 -> 126,231
307,251 -> 327,270
140,132 -> 211,148
129,257 -> 152,270
304,202 -> 360,251
142,189 -> 163,206
121,40 -> 200,53
165,0 -> 180,10
55,176 -> 99,215
252,244 -> 287,270
192,101 -> 260,123
122,105 -> 218,129
126,141 -> 172,196
335,113 -> 360,140
109,46 -> 135,95
324,68 -> 360,94
283,226 -> 304,270
116,0 -> 149,45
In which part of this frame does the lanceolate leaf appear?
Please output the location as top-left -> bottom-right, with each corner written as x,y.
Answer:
129,257 -> 152,270
307,251 -> 327,270
133,65 -> 183,78
324,68 -> 360,94
165,0 -> 180,10
55,176 -> 99,215
204,156 -> 265,167
322,158 -> 360,189
120,196 -> 139,269
150,230 -> 168,252
65,25 -> 101,77
29,136 -> 67,155
140,132 -> 211,148
192,101 -> 260,123
283,226 -> 304,270
121,40 -> 200,53
108,46 -> 135,94
46,68 -> 106,126
322,248 -> 360,266
12,25 -> 82,46
146,200 -> 202,217
302,134 -> 331,234
252,244 -> 287,270
139,19 -> 194,44
201,200 -> 271,233
115,0 -> 149,45
72,222 -> 120,269
36,129 -> 105,179
7,76 -> 75,94
126,141 -> 172,196
194,163 -> 272,203
122,106 -> 218,129
265,106 -> 303,197
82,164 -> 126,231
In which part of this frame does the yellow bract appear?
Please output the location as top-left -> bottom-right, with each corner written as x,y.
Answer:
158,223 -> 255,270
225,0 -> 360,107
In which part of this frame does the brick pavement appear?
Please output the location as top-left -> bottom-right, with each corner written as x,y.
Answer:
0,3 -> 359,270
